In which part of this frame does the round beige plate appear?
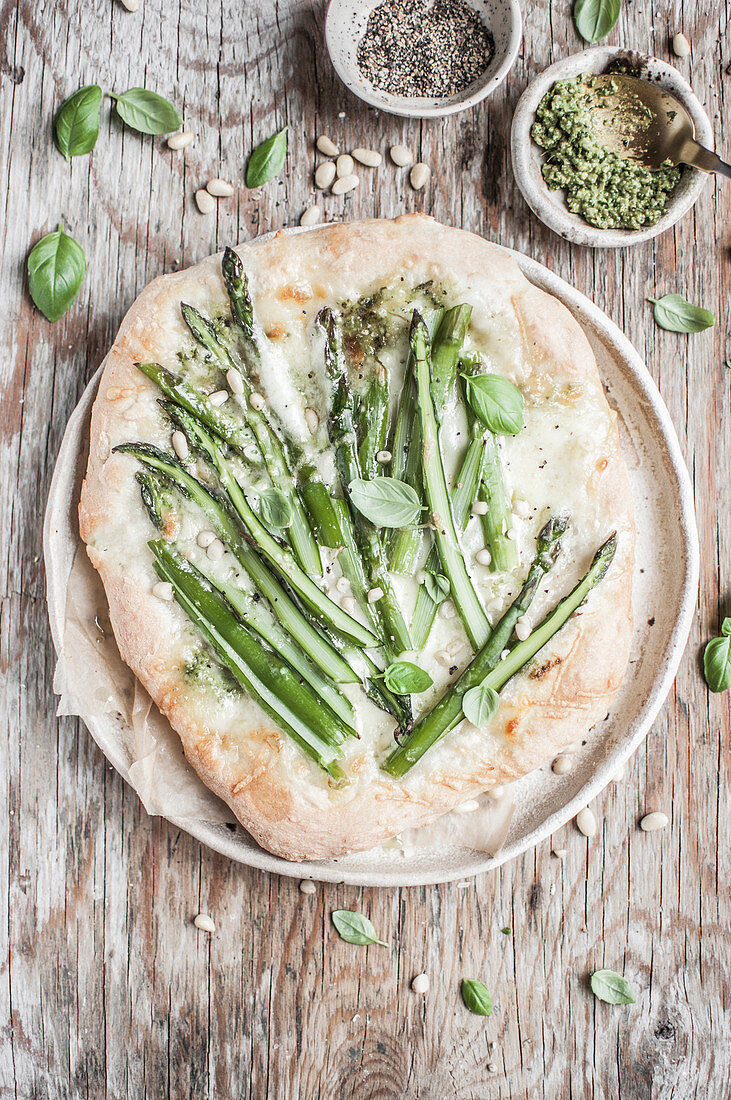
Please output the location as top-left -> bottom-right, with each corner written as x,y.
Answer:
44,237 -> 699,887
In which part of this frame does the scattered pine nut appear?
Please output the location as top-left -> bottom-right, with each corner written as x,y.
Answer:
439,600 -> 457,620
640,811 -> 669,832
506,527 -> 517,540
352,148 -> 382,167
410,162 -> 430,190
206,178 -> 234,197
193,913 -> 215,933
226,367 -> 245,395
612,764 -> 626,782
317,135 -> 339,157
304,407 -> 319,434
475,548 -> 492,566
376,449 -> 392,464
552,847 -> 567,859
551,754 -> 573,775
197,530 -> 217,549
300,205 -> 322,227
500,649 -> 510,660
411,973 -> 430,993
335,576 -> 351,594
454,799 -> 480,814
490,785 -> 505,800
120,0 -> 140,10
336,153 -> 355,178
341,596 -> 357,613
209,389 -> 229,406
367,586 -> 384,603
515,617 -> 531,641
206,539 -> 225,561
249,392 -> 265,410
195,188 -> 216,215
171,430 -> 189,461
299,879 -> 317,894
314,162 -> 337,189
390,144 -> 413,167
152,581 -> 174,601
331,174 -> 359,195
471,500 -> 488,516
167,130 -> 194,150
575,807 -> 597,837
672,32 -> 691,57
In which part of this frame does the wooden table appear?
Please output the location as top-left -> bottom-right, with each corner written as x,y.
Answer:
1,1 -> 729,1096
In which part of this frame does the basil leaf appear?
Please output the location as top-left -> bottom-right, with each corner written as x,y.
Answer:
424,571 -> 450,604
331,910 -> 389,947
53,85 -> 102,159
573,0 -> 621,43
382,661 -> 433,695
258,487 -> 292,529
648,294 -> 715,333
703,620 -> 731,692
246,126 -> 288,188
110,88 -> 183,135
461,373 -> 524,435
27,223 -> 86,323
461,979 -> 492,1016
348,477 -> 423,528
462,683 -> 500,727
589,969 -> 636,1005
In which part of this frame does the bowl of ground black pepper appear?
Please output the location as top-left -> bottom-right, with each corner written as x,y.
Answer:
325,0 -> 522,118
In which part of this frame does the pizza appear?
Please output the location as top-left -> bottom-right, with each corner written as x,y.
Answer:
78,215 -> 634,861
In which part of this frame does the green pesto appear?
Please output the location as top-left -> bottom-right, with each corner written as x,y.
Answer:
183,643 -> 241,696
531,75 -> 681,231
338,281 -> 443,378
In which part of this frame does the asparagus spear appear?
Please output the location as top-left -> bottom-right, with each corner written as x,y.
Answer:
180,303 -> 322,576
477,429 -> 518,574
383,523 -> 617,778
357,368 -> 390,480
409,419 -> 485,648
410,312 -> 490,650
430,305 -> 473,416
114,443 -> 361,683
150,540 -> 347,780
221,246 -> 258,360
322,309 -> 413,657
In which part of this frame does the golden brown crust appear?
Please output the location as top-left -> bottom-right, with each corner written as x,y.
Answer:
79,216 -> 635,861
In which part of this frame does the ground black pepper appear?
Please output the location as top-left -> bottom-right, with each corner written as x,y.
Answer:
356,0 -> 494,99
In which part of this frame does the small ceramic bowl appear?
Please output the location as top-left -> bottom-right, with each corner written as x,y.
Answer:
324,0 -> 522,119
510,47 -> 714,247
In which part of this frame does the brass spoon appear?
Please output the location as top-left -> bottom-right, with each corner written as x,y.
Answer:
583,73 -> 731,179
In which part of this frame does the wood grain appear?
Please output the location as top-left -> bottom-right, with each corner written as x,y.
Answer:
1,0 -> 729,1096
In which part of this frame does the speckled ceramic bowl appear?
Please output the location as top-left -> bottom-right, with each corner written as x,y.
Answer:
511,47 -> 714,248
324,0 -> 522,118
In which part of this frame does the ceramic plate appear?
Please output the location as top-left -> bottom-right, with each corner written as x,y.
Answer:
44,238 -> 698,886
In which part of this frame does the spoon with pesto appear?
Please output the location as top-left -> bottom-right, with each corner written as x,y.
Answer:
584,73 -> 731,179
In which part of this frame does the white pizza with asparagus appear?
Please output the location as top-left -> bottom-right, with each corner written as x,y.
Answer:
79,215 -> 635,861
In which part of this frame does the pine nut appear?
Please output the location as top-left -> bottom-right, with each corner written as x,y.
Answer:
226,367 -> 245,395
551,753 -> 573,775
390,144 -> 413,167
367,586 -> 384,603
171,430 -> 189,461
314,162 -> 336,189
411,973 -> 429,993
300,205 -> 322,227
331,174 -> 359,195
209,389 -> 228,406
249,392 -> 265,410
376,449 -> 392,464
206,178 -> 234,197
552,847 -> 567,858
612,764 -> 626,783
316,135 -> 339,157
672,32 -> 691,57
152,581 -> 174,601
336,153 -> 355,178
120,0 -> 140,10
195,188 -> 216,215
410,162 -> 430,190
304,407 -> 319,434
341,596 -> 357,613
197,530 -> 217,549
506,527 -> 517,540
167,130 -> 194,150
352,148 -> 382,167
299,879 -> 317,894
453,799 -> 479,814
515,617 -> 531,641
193,913 -> 215,933
475,549 -> 492,566
575,807 -> 597,837
490,785 -> 505,800
471,500 -> 488,516
640,811 -> 669,832
439,600 -> 456,620
335,576 -> 351,594
206,539 -> 225,561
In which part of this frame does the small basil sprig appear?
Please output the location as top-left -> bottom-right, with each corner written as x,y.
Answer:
424,571 -> 450,604
246,126 -> 289,188
703,618 -> 731,693
461,979 -> 492,1016
648,294 -> 715,333
573,0 -> 621,44
331,910 -> 389,947
589,969 -> 636,1005
462,683 -> 500,727
382,661 -> 433,695
27,223 -> 86,322
258,487 -> 292,529
53,84 -> 102,159
461,373 -> 524,435
110,88 -> 183,135
348,477 -> 423,528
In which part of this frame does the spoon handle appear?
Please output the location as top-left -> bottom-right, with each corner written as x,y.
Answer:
678,139 -> 731,180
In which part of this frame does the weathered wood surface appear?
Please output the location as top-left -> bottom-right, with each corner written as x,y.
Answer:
1,0 -> 729,1096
